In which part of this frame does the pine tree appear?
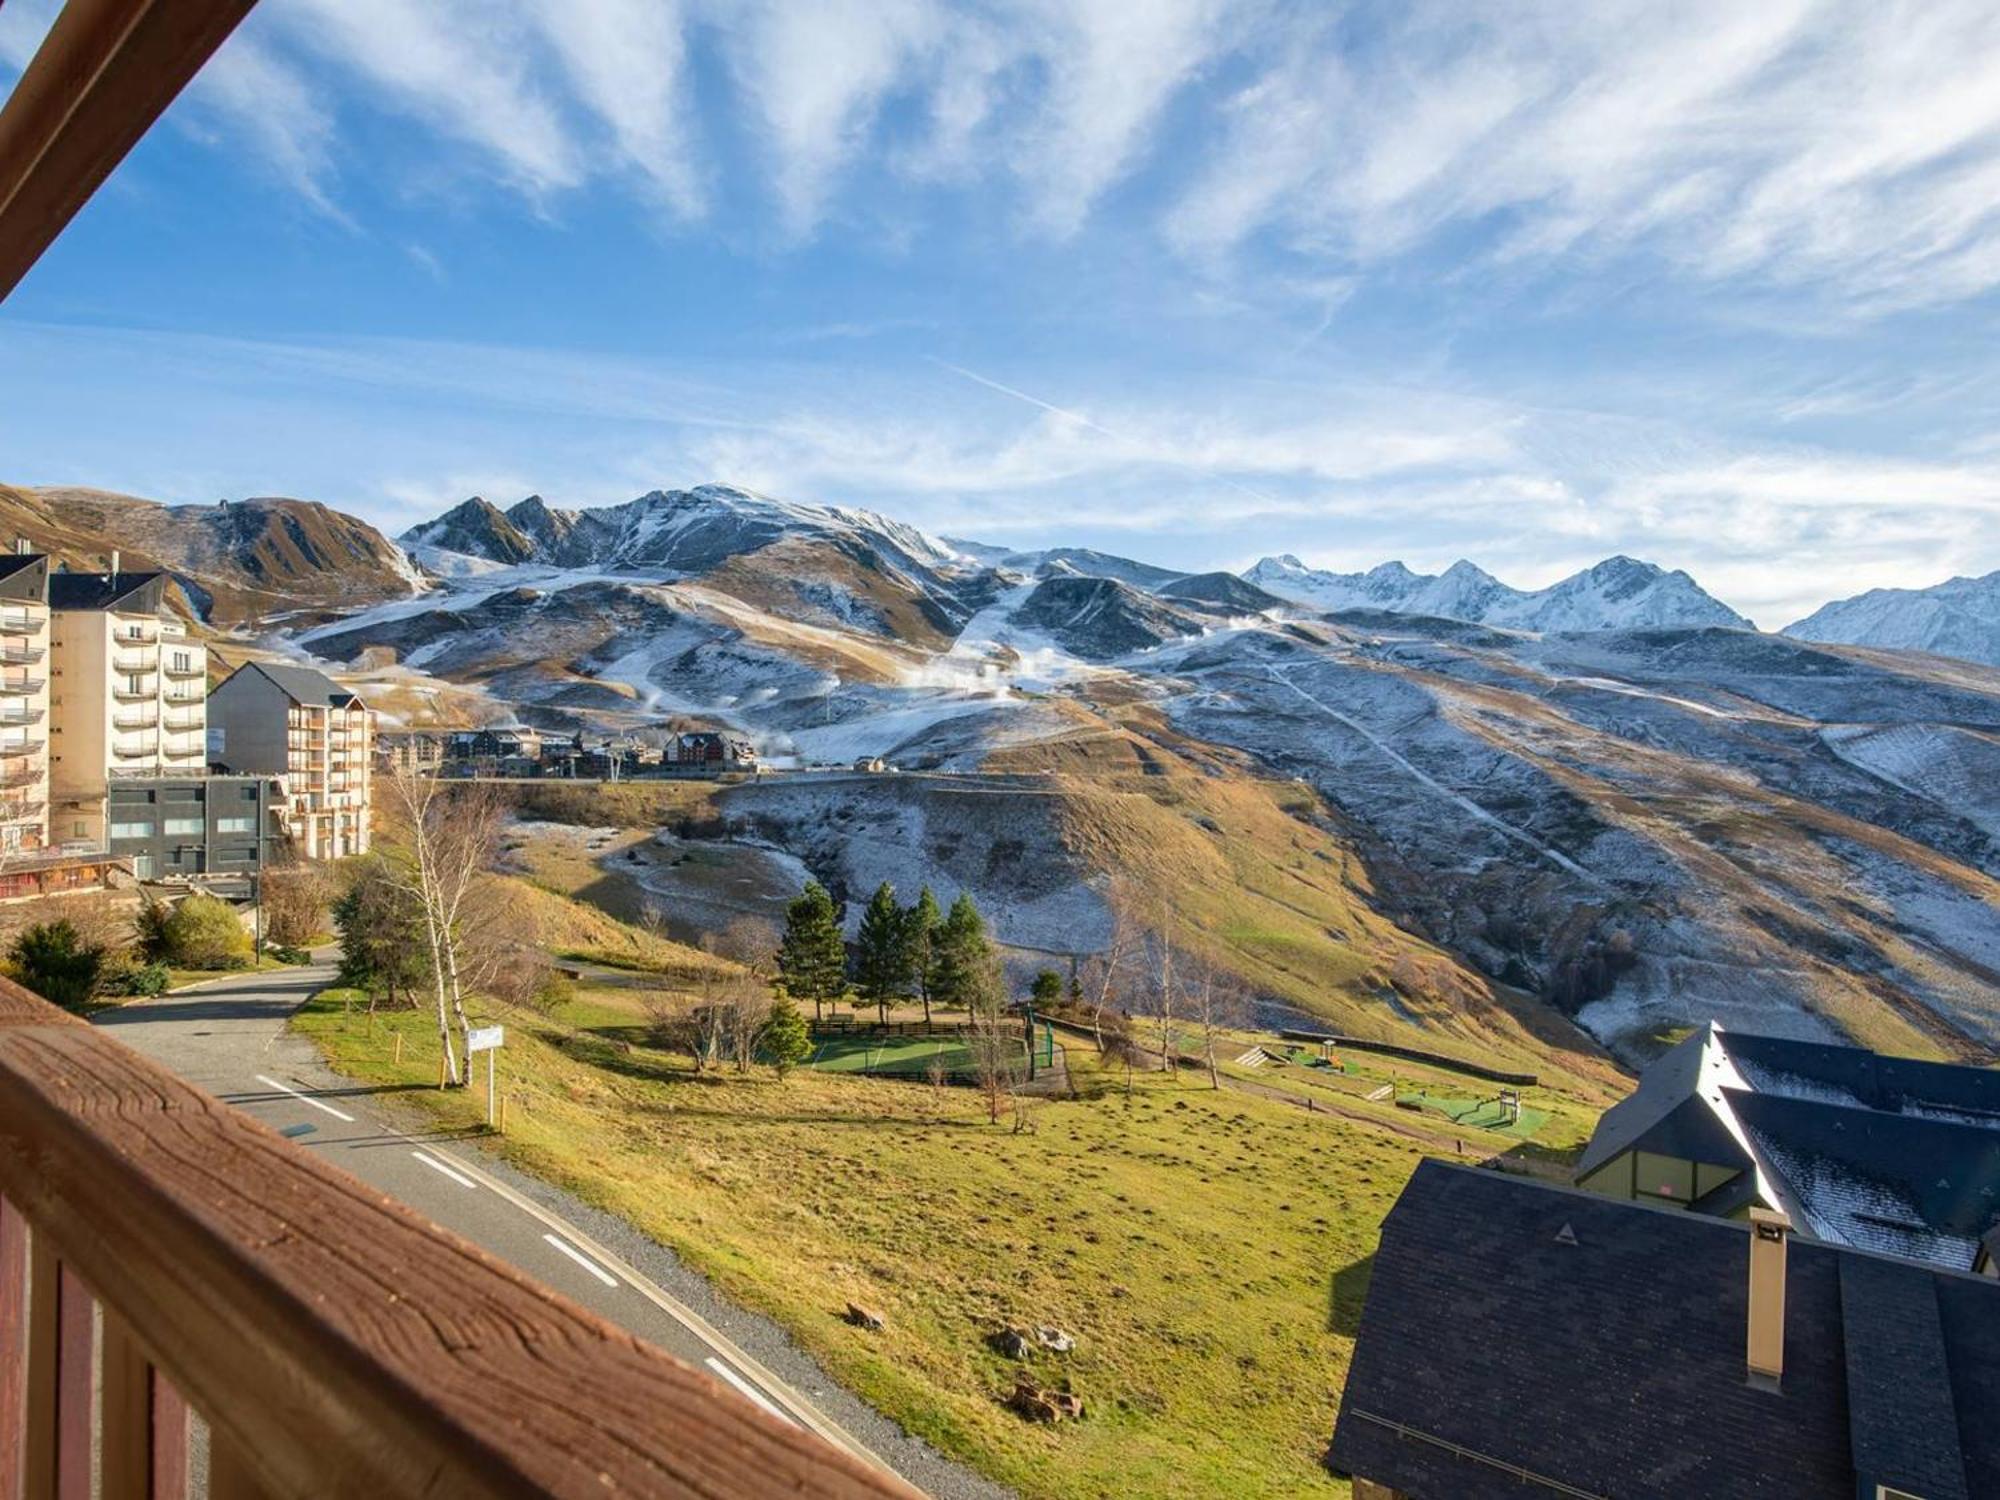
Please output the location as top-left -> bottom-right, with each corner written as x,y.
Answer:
854,881 -> 912,1025
930,892 -> 992,1012
1030,969 -> 1062,1007
902,886 -> 942,1027
778,880 -> 847,1023
763,995 -> 811,1078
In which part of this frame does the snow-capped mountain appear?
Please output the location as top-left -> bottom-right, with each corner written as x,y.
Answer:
1784,571 -> 2000,668
403,497 -> 537,565
404,484 -> 968,580
944,540 -> 1187,590
1246,553 -> 1752,632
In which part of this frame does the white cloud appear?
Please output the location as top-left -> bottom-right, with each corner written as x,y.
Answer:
276,0 -> 581,197
719,0 -> 942,237
189,34 -> 347,222
522,0 -> 703,216
1172,0 -> 2000,307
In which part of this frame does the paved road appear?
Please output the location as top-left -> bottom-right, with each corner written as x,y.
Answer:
94,963 -> 1007,1500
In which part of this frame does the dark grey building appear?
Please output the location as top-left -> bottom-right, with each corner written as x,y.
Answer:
1329,1160 -> 2000,1500
106,774 -> 285,889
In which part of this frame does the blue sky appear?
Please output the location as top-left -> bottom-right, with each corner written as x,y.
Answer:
4,0 -> 2000,627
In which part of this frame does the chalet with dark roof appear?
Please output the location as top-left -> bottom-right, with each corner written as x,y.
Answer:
1574,1024 -> 2000,1271
1329,1161 -> 2000,1500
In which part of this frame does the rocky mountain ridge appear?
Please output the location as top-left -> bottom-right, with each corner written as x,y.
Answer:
1784,569 -> 2000,667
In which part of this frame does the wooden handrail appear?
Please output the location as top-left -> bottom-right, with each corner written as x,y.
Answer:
0,0 -> 259,301
0,976 -> 919,1497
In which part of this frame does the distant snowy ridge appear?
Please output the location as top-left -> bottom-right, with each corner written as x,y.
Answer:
402,483 -> 971,578
1784,571 -> 2000,668
1246,553 -> 1754,633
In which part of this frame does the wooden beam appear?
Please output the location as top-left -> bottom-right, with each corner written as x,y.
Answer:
0,0 -> 258,302
0,980 -> 921,1499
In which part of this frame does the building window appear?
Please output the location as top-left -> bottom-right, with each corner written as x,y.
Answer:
215,816 -> 254,834
109,820 -> 155,840
163,817 -> 202,836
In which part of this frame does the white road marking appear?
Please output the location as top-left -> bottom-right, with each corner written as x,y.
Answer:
543,1233 -> 618,1287
254,1074 -> 356,1122
705,1358 -> 796,1425
411,1150 -> 477,1188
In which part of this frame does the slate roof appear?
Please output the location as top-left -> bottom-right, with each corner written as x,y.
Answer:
1576,1023 -> 2000,1270
48,569 -> 166,612
1727,1088 -> 2000,1265
243,662 -> 361,709
1328,1162 -> 2000,1500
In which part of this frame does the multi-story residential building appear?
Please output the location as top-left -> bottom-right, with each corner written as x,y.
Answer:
0,548 -> 51,859
208,662 -> 373,859
48,566 -> 207,846
103,774 -> 287,888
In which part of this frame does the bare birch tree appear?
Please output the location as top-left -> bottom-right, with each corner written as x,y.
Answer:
383,768 -> 502,1087
1185,954 -> 1245,1090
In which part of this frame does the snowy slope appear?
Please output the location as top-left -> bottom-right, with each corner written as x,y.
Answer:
1247,553 -> 1752,632
1784,571 -> 2000,667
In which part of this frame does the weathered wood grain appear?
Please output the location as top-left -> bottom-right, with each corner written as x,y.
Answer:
0,976 -> 920,1499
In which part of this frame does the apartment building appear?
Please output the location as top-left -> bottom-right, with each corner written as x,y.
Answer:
48,566 -> 207,846
0,550 -> 51,859
209,662 -> 373,859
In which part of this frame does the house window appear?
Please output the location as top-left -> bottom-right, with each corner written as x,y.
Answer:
163,817 -> 202,836
109,820 -> 154,840
215,816 -> 254,834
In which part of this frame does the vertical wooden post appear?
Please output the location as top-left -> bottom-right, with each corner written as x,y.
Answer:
0,1197 -> 27,1496
55,1264 -> 91,1500
22,1227 -> 56,1499
100,1311 -> 150,1500
150,1371 -> 188,1500
487,1048 -> 496,1129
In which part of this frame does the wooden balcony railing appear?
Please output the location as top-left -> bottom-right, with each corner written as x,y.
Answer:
0,977 -> 917,1499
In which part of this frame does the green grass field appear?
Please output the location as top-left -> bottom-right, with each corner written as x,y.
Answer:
807,1033 -> 979,1077
1393,1088 -> 1548,1138
294,984 -> 1500,1499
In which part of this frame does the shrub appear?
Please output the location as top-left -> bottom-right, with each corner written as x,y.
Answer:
269,945 -> 311,966
763,995 -> 811,1078
11,921 -> 106,1010
107,961 -> 170,998
160,893 -> 253,970
261,862 -> 333,950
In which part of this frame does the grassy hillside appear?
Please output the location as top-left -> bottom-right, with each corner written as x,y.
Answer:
1,483 -> 415,624
984,707 -> 1621,1092
297,977 -> 1600,1500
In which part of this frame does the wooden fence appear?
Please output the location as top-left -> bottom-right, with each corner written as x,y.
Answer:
0,978 -> 918,1498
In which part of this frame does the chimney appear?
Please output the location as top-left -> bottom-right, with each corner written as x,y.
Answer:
109,550 -> 121,578
12,537 -> 25,556
1746,1207 -> 1790,1387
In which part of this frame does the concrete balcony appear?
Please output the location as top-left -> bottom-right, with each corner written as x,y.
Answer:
113,706 -> 159,730
112,650 -> 158,674
111,680 -> 159,702
0,643 -> 45,665
112,736 -> 159,758
0,706 -> 44,728
0,611 -> 45,635
0,676 -> 44,697
162,658 -> 205,679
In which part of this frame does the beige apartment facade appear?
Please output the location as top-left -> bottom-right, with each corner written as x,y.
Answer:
208,662 -> 373,859
48,568 -> 207,847
0,551 -> 51,860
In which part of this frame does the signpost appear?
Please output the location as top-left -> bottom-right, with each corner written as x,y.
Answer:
467,1025 -> 504,1128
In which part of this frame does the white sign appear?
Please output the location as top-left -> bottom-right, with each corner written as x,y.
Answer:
466,1025 -> 505,1053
